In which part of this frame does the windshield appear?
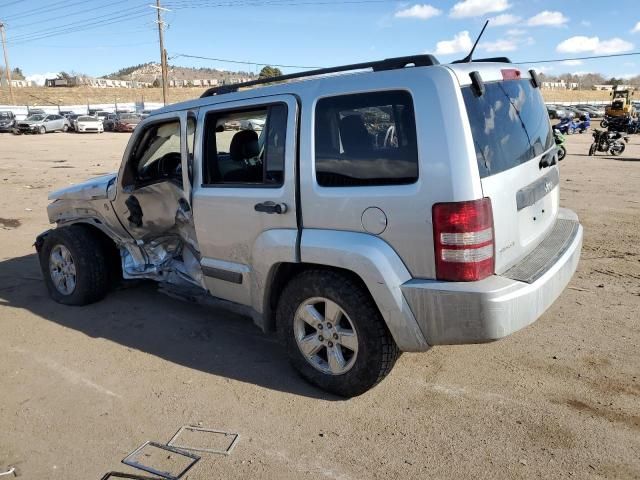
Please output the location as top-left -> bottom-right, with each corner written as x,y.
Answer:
78,116 -> 97,121
26,115 -> 45,121
462,79 -> 554,178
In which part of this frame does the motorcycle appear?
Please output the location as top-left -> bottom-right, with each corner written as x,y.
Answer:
553,128 -> 567,161
588,129 -> 629,156
575,113 -> 591,133
554,117 -> 579,135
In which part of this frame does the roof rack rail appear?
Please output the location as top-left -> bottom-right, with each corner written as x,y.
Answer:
200,54 -> 439,97
472,57 -> 512,63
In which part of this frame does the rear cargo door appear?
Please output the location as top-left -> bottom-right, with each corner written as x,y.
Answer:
460,75 -> 558,273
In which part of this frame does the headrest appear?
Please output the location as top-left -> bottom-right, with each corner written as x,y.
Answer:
339,114 -> 371,155
230,129 -> 259,161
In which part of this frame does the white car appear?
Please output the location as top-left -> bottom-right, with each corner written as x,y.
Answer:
75,116 -> 104,133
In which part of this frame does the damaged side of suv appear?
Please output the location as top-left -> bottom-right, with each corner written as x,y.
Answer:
37,110 -> 206,305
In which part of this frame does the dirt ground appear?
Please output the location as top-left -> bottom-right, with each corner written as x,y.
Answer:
0,130 -> 639,479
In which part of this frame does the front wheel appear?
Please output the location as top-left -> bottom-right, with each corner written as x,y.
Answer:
38,225 -> 111,305
39,126 -> 46,134
277,270 -> 399,397
62,124 -> 69,132
588,144 -> 596,156
600,119 -> 608,128
557,145 -> 566,161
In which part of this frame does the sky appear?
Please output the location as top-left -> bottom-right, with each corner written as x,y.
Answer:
0,0 -> 638,85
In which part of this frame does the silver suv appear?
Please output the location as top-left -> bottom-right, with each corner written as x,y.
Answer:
35,55 -> 583,397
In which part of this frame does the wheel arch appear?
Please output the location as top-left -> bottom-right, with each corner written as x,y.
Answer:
36,220 -> 122,283
262,230 -> 430,352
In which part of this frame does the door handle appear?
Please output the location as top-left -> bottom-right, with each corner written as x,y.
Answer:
254,201 -> 287,214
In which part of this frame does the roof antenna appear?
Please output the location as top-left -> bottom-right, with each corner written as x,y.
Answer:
454,19 -> 489,64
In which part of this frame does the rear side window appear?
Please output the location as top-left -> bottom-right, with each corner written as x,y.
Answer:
462,79 -> 554,178
314,91 -> 418,187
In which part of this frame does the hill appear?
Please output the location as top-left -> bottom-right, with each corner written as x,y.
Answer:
103,62 -> 257,84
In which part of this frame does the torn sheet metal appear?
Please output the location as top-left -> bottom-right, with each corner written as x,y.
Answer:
167,426 -> 240,456
121,441 -> 200,480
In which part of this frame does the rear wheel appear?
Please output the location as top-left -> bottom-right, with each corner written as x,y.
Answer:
38,225 -> 111,305
611,143 -> 625,156
557,145 -> 566,161
277,270 -> 400,397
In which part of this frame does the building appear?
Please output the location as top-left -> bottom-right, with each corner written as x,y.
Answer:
541,80 -> 579,90
592,84 -> 634,91
0,78 -> 35,87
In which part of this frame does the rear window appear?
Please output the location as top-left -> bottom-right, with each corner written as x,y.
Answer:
462,79 -> 553,178
314,91 -> 418,187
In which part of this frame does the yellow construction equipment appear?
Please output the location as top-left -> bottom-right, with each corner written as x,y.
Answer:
605,87 -> 635,117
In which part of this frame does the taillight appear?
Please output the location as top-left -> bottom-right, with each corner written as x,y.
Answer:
432,198 -> 494,281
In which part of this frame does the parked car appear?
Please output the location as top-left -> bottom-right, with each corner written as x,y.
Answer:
113,113 -> 142,132
95,111 -> 110,124
35,55 -> 583,397
102,113 -> 119,131
13,114 -> 69,134
0,110 -> 16,132
547,104 -> 571,119
64,114 -> 80,132
75,115 -> 104,133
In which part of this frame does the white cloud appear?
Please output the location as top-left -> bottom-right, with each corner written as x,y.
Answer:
580,20 -> 591,27
481,39 -> 518,52
632,21 -> 640,33
395,4 -> 442,20
526,10 -> 569,27
506,28 -> 526,36
597,38 -> 635,54
434,31 -> 473,55
488,13 -> 521,26
25,72 -> 59,86
450,0 -> 510,19
556,36 -> 634,54
563,59 -> 583,66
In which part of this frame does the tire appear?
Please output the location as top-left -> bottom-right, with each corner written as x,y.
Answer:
62,124 -> 69,132
611,143 -> 625,156
588,144 -> 596,156
39,126 -> 46,134
277,270 -> 400,397
558,145 -> 566,161
600,120 -> 608,128
38,225 -> 111,306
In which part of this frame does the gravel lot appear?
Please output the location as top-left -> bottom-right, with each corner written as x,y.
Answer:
0,130 -> 638,479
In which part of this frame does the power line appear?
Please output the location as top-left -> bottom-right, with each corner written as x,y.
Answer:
8,6 -> 149,42
2,0 -> 92,22
170,53 -> 323,69
515,52 -> 640,65
7,9 -> 152,45
7,0 -> 132,30
164,0 -> 398,7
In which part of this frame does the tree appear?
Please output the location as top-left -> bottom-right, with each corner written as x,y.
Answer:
12,67 -> 25,80
258,66 -> 283,79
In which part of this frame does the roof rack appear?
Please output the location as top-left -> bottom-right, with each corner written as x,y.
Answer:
200,54 -> 439,97
453,56 -> 512,64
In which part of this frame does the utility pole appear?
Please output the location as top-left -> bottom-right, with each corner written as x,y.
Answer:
0,21 -> 15,105
151,1 -> 170,106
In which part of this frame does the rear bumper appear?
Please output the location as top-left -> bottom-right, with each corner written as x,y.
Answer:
401,209 -> 583,345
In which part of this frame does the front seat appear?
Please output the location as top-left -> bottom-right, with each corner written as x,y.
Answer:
224,129 -> 262,182
339,114 -> 372,157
